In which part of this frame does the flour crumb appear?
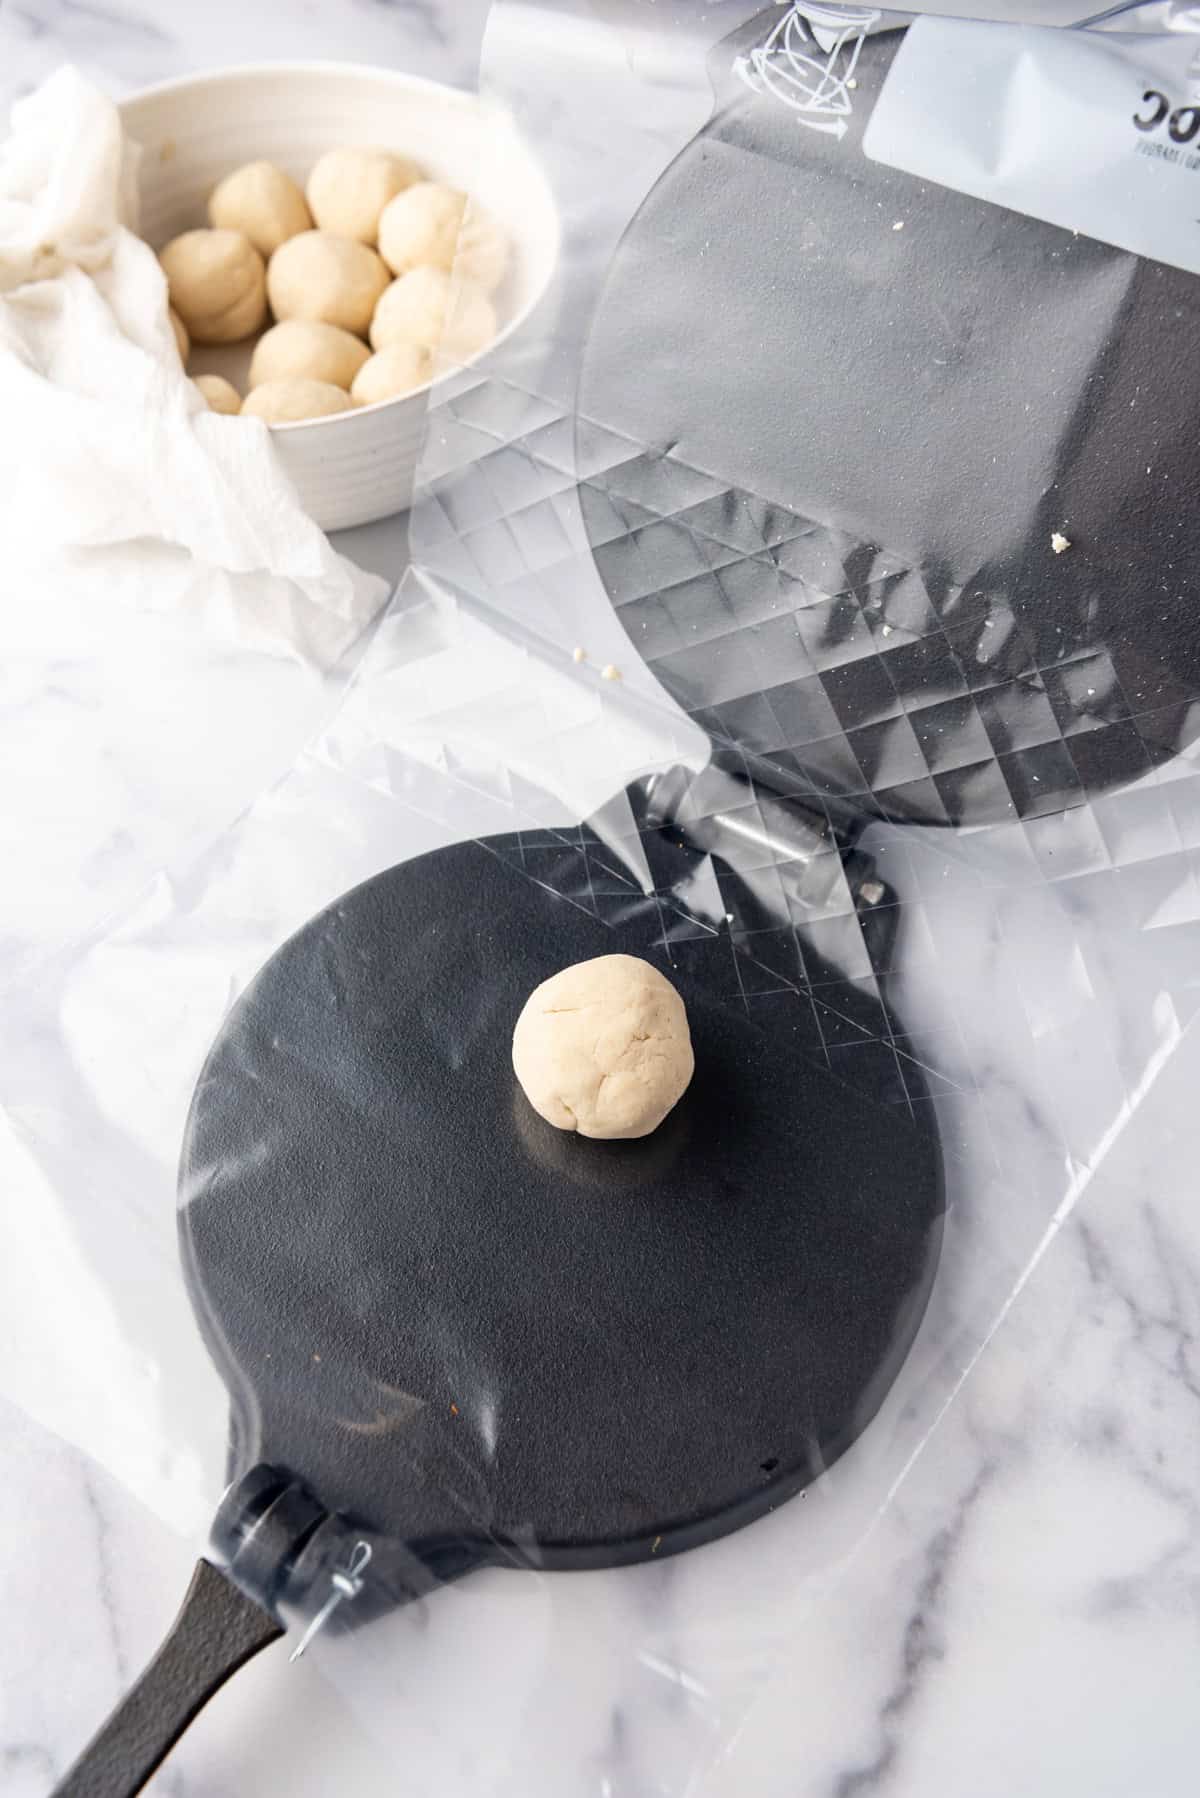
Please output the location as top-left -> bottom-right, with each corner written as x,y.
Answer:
1051,531 -> 1071,555
572,646 -> 586,664
601,663 -> 622,682
892,220 -> 904,231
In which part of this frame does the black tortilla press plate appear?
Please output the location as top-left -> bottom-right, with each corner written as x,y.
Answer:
578,15 -> 1200,826
181,830 -> 945,1567
59,824 -> 944,1798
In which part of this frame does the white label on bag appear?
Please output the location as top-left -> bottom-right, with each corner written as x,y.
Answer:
863,17 -> 1200,278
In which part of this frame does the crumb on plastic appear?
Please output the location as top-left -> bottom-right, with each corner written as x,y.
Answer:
1051,531 -> 1071,555
572,646 -> 586,663
601,663 -> 621,681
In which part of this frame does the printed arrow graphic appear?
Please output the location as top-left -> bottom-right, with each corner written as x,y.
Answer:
798,114 -> 848,139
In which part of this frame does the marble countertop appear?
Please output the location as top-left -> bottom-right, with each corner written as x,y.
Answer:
3,2 -> 1200,1796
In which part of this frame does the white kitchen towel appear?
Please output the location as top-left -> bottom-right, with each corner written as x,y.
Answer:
0,64 -> 385,667
0,67 -> 388,991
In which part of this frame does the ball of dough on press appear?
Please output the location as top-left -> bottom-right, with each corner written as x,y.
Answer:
306,146 -> 422,244
512,954 -> 694,1140
267,231 -> 389,336
242,377 -> 350,423
159,228 -> 267,345
350,340 -> 432,406
168,306 -> 189,361
249,319 -> 371,391
378,181 -> 509,293
369,266 -> 496,362
193,373 -> 242,415
208,159 -> 312,257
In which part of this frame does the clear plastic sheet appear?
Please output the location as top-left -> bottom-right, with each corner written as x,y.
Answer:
8,2 -> 1200,1790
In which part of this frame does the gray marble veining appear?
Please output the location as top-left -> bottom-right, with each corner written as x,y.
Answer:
0,0 -> 490,110
3,2 -> 1200,1795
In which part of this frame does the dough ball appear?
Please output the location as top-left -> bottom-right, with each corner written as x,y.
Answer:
242,378 -> 351,423
369,266 -> 497,363
168,306 -> 189,361
305,146 -> 422,244
249,319 -> 371,391
512,954 -> 694,1140
208,159 -> 312,256
267,230 -> 389,337
350,340 -> 432,406
378,181 -> 509,293
193,373 -> 242,415
160,228 -> 267,345
378,184 -> 465,277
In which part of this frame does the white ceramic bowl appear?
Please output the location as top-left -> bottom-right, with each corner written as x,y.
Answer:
120,64 -> 560,532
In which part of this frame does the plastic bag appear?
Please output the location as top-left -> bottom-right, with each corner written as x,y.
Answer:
8,4 -> 1200,1792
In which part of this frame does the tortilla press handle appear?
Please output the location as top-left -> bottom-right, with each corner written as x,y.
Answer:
55,1463 -> 476,1797
50,1557 -> 282,1798
51,1467 -> 319,1798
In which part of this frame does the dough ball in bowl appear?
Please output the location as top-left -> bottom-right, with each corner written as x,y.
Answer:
208,160 -> 312,256
370,266 -> 496,363
243,378 -> 351,424
193,373 -> 242,415
268,231 -> 389,337
378,181 -> 509,293
250,319 -> 371,391
350,341 -> 433,407
160,228 -> 267,344
168,306 -> 189,361
512,954 -> 694,1141
306,146 -> 422,244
